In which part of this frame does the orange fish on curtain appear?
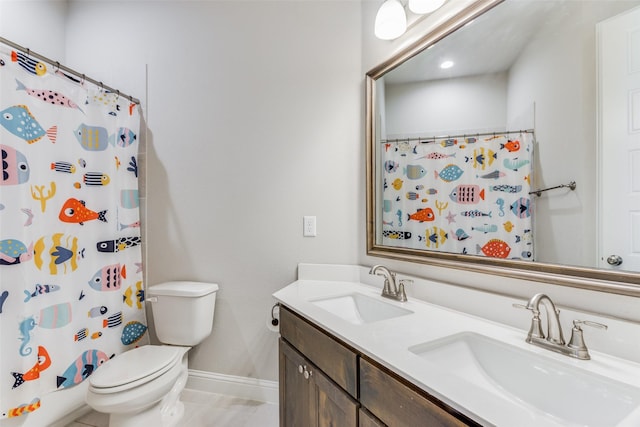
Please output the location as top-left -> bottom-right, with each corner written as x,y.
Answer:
58,198 -> 108,224
11,347 -> 52,389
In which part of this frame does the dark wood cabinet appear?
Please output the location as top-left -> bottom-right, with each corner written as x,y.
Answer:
279,305 -> 482,427
280,339 -> 358,426
280,339 -> 312,426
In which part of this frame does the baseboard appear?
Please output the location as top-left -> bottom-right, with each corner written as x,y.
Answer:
186,370 -> 279,405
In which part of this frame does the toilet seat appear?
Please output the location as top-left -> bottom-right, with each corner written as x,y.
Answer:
89,345 -> 186,394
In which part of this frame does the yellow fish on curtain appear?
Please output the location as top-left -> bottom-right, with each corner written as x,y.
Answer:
0,43 -> 148,419
380,131 -> 534,260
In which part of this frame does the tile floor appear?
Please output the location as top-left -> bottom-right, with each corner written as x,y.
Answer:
66,389 -> 279,427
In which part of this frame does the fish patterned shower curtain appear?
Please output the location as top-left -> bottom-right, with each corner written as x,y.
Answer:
380,131 -> 534,260
0,43 -> 149,419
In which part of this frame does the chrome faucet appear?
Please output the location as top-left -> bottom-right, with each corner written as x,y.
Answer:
514,293 -> 607,360
527,293 -> 565,345
369,265 -> 408,302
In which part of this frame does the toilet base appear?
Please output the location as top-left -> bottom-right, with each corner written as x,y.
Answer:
88,348 -> 190,427
108,400 -> 184,427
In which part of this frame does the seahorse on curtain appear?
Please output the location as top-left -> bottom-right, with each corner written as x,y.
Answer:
18,317 -> 36,356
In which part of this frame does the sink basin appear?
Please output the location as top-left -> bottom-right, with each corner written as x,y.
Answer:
409,332 -> 640,426
310,293 -> 412,325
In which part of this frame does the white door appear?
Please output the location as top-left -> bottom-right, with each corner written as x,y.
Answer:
598,6 -> 640,271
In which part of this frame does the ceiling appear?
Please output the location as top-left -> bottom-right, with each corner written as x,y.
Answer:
384,0 -> 559,84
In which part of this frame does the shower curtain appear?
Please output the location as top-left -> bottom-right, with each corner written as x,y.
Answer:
0,43 -> 149,419
380,131 -> 534,260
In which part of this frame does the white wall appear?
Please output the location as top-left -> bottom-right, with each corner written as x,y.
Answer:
1,2 -> 361,424
506,0 -> 640,268
63,0 -> 363,382
385,72 -> 508,137
506,2 -> 595,268
0,0 -> 67,61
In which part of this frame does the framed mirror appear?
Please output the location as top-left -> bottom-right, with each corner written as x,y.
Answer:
366,0 -> 640,296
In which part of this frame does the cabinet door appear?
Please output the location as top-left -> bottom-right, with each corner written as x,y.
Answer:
359,408 -> 386,427
280,339 -> 358,427
280,338 -> 315,426
312,361 -> 358,427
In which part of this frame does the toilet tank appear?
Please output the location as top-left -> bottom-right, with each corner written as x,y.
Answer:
147,281 -> 218,346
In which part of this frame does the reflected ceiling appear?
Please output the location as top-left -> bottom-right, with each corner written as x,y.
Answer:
385,0 -> 557,84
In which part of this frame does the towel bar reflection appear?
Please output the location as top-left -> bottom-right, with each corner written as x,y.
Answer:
529,181 -> 576,197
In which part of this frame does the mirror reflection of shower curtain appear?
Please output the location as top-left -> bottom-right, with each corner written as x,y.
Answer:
0,43 -> 149,419
379,131 -> 534,260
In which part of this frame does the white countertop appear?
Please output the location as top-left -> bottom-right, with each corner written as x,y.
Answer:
273,277 -> 640,427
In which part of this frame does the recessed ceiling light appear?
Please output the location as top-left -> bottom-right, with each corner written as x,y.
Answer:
440,60 -> 454,69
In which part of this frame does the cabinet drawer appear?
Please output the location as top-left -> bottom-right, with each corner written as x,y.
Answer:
360,358 -> 481,427
280,306 -> 358,398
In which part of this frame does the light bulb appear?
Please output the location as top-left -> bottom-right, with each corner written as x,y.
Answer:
374,0 -> 407,40
408,0 -> 446,14
440,60 -> 454,69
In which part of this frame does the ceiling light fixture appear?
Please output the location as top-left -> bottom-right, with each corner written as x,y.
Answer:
408,0 -> 446,15
375,0 -> 448,41
374,0 -> 407,40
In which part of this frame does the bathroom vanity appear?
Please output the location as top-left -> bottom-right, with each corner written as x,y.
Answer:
279,305 -> 477,426
274,264 -> 640,427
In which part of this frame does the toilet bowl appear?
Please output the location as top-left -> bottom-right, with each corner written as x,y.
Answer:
86,282 -> 218,427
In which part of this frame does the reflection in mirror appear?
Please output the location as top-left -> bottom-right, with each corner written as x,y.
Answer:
366,0 -> 640,293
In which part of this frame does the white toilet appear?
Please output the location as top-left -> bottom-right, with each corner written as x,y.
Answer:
86,281 -> 218,427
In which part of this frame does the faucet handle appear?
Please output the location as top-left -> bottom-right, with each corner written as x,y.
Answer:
513,303 -> 545,340
380,277 -> 395,297
512,303 -> 540,316
573,320 -> 608,330
568,320 -> 608,359
397,279 -> 412,302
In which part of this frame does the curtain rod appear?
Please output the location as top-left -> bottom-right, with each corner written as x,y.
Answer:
380,129 -> 534,144
0,36 -> 140,105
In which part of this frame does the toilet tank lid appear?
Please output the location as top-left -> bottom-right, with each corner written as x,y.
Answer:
148,281 -> 219,297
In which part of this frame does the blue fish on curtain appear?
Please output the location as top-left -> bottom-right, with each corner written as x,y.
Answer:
0,43 -> 148,419
380,132 -> 534,260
